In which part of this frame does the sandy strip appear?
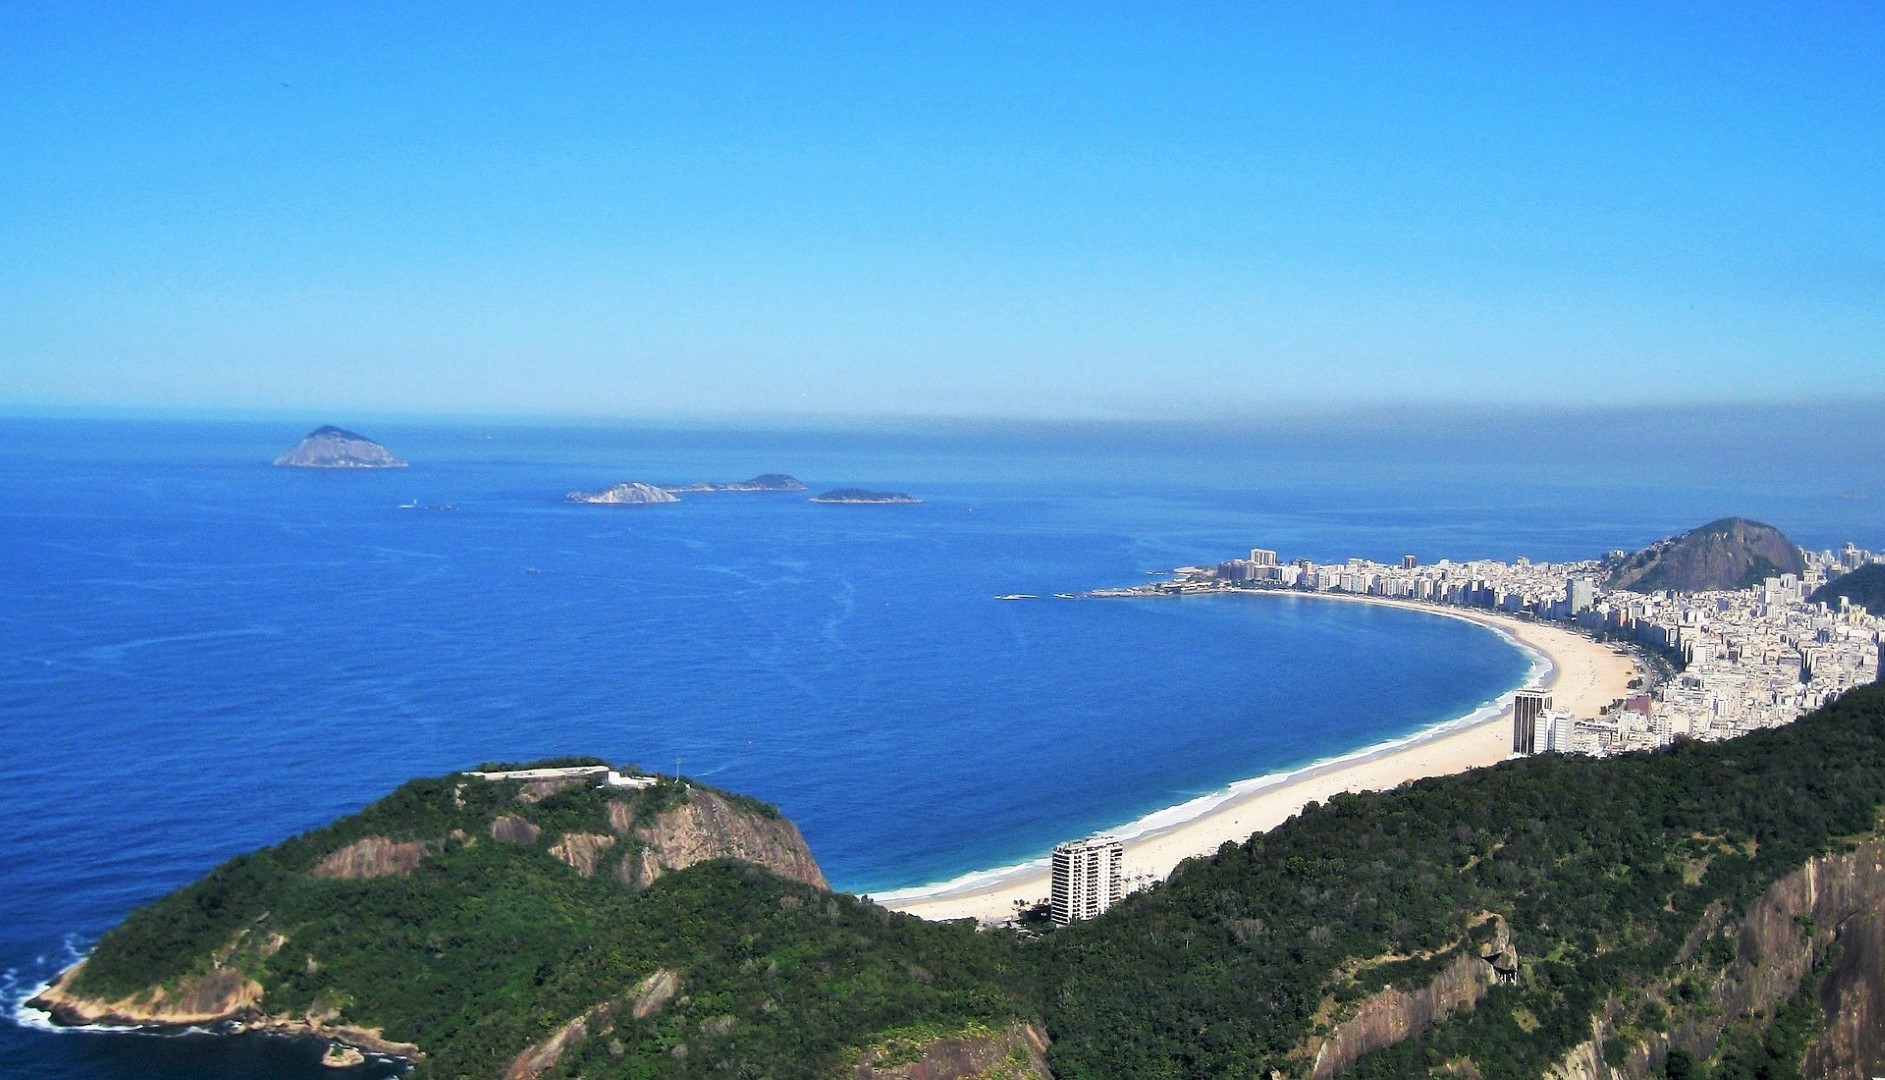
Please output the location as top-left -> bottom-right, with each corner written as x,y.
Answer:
878,594 -> 1641,924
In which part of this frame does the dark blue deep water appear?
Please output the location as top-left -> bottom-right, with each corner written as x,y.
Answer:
3,410 -> 1881,1078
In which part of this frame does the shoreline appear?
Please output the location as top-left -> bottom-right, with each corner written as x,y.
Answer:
878,592 -> 1640,924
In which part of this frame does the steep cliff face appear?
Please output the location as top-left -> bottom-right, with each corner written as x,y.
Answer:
312,836 -> 428,879
621,788 -> 828,890
1308,916 -> 1515,1080
851,1022 -> 1054,1080
1545,834 -> 1885,1079
504,969 -> 680,1080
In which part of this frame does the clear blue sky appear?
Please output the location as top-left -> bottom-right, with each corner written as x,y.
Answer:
2,3 -> 1881,419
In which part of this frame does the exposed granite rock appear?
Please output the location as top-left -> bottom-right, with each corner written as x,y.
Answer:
548,832 -> 616,877
491,815 -> 541,845
1542,834 -> 1885,1079
503,969 -> 680,1080
273,426 -> 407,469
852,1022 -> 1054,1080
311,837 -> 428,880
1308,915 -> 1514,1080
566,482 -> 680,505
517,777 -> 586,804
622,788 -> 827,889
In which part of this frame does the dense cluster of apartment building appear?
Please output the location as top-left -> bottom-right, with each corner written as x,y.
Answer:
1198,542 -> 1883,758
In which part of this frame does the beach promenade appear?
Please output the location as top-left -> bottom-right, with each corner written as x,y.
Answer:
880,596 -> 1641,924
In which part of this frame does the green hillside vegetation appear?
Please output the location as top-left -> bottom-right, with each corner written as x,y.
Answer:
71,770 -> 1031,1078
1808,563 -> 1885,614
59,683 -> 1885,1078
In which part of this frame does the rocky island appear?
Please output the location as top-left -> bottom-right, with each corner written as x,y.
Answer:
660,473 -> 808,493
566,482 -> 681,505
809,488 -> 921,504
273,426 -> 407,469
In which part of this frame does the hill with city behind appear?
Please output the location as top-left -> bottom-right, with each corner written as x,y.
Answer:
1605,517 -> 1805,593
1809,563 -> 1885,614
35,685 -> 1885,1078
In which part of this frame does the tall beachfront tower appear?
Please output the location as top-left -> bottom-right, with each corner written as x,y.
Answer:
1051,837 -> 1125,924
1512,687 -> 1553,754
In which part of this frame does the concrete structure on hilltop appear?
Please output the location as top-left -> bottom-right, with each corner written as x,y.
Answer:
1051,837 -> 1125,925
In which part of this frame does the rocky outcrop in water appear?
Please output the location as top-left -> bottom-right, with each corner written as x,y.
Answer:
810,488 -> 920,504
273,426 -> 407,469
660,474 -> 807,493
566,482 -> 680,505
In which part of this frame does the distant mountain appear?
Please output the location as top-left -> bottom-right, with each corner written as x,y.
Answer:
660,474 -> 808,493
1810,563 -> 1885,612
809,488 -> 920,504
1605,517 -> 1806,593
567,482 -> 680,505
272,426 -> 407,468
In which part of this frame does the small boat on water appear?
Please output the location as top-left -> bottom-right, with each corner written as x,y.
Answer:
995,593 -> 1038,600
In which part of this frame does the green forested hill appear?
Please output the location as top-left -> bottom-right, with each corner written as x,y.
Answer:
1809,562 -> 1885,613
46,685 -> 1885,1078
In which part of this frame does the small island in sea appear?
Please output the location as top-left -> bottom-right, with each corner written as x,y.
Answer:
272,426 -> 407,469
660,473 -> 807,493
566,482 -> 681,505
809,488 -> 921,504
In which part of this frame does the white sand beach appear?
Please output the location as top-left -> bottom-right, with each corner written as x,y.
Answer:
878,595 -> 1642,924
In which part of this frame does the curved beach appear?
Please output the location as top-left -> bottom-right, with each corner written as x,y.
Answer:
878,595 -> 1641,923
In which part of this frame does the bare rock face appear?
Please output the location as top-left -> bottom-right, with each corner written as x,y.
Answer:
273,426 -> 407,469
29,963 -> 264,1027
566,482 -> 680,505
1543,834 -> 1885,1079
504,969 -> 680,1080
491,815 -> 541,845
1307,915 -> 1513,1080
548,832 -> 616,877
517,778 -> 586,804
623,789 -> 827,890
311,837 -> 428,880
852,1022 -> 1054,1080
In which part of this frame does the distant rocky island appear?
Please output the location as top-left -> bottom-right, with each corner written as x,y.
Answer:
272,426 -> 407,469
566,482 -> 680,505
809,488 -> 921,504
1604,516 -> 1805,592
568,474 -> 807,506
660,473 -> 807,493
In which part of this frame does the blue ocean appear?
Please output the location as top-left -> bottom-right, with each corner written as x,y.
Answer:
3,411 -> 1881,1078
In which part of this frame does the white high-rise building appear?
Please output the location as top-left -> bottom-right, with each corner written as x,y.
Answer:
1513,687 -> 1552,755
1051,837 -> 1125,924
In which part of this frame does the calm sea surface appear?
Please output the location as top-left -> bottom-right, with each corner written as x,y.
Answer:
3,412 -> 1880,1078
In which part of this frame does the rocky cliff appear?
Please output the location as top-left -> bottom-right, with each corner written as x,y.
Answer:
272,425 -> 407,468
613,787 -> 828,890
1605,517 -> 1805,593
1306,915 -> 1516,1079
1542,833 -> 1885,1079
